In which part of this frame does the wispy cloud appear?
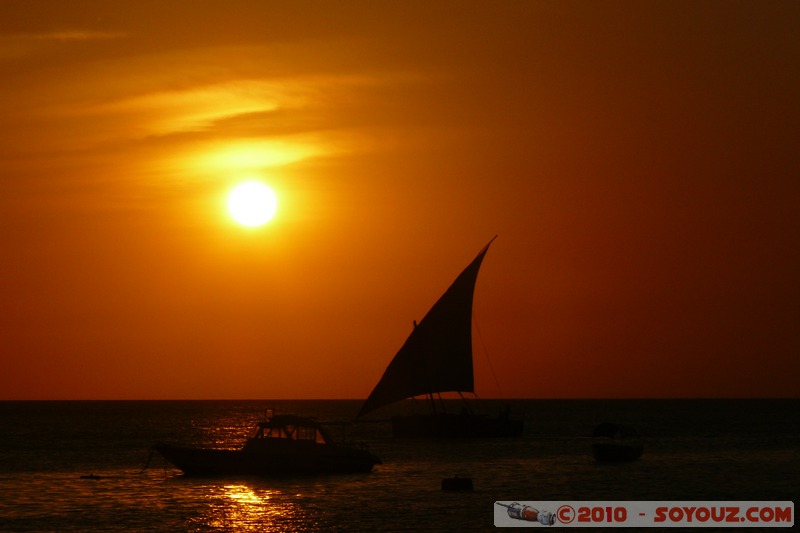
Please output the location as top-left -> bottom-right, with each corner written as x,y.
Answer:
0,35 -> 426,194
49,66 -> 404,143
74,80 -> 286,137
0,29 -> 127,61
16,30 -> 128,42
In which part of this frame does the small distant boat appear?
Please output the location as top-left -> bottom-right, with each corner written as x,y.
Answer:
591,422 -> 643,462
441,475 -> 473,491
356,237 -> 523,438
153,412 -> 381,476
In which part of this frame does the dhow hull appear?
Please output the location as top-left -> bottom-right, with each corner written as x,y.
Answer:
391,412 -> 523,438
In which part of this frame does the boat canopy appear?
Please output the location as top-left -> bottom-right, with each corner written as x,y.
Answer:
249,414 -> 330,444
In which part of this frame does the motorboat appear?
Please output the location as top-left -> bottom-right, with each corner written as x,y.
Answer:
153,412 -> 381,476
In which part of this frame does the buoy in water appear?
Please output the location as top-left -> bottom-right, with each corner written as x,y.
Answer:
441,475 -> 473,491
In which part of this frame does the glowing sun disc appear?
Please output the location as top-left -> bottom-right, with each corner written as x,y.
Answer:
227,181 -> 277,226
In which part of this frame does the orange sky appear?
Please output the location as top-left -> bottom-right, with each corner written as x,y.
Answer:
1,1 -> 798,400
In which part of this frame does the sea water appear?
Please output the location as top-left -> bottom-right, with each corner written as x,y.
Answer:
0,399 -> 797,531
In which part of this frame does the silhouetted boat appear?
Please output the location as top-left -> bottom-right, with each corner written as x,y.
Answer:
441,475 -> 474,491
153,412 -> 381,476
356,237 -> 523,438
591,422 -> 643,462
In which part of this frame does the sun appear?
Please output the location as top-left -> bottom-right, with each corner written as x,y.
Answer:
227,180 -> 278,227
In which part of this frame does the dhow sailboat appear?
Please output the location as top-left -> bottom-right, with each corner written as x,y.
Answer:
357,237 -> 522,438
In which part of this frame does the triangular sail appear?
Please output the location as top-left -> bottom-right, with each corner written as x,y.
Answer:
357,238 -> 495,419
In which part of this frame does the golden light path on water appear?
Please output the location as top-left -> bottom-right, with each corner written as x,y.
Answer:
199,485 -> 302,532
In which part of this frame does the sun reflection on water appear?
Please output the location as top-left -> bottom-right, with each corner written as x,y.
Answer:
194,483 -> 310,532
